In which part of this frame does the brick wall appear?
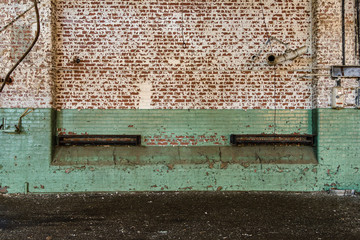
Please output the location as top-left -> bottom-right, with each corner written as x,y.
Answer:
1,0 -> 359,109
313,0 -> 359,108
54,0 -> 313,110
0,0 -> 55,108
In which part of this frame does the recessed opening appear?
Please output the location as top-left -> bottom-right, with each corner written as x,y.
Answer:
267,54 -> 276,63
229,134 -> 317,164
230,134 -> 315,146
57,135 -> 141,146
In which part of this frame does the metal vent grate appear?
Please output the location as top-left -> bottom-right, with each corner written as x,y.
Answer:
230,134 -> 315,146
58,135 -> 141,146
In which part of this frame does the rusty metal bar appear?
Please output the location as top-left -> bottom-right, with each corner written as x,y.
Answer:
230,134 -> 315,146
58,135 -> 141,146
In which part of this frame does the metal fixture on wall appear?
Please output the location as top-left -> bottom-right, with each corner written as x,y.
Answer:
0,77 -> 12,84
0,0 -> 40,93
267,46 -> 308,66
73,56 -> 81,64
251,36 -> 288,62
342,0 -> 346,66
356,84 -> 360,108
0,108 -> 34,134
331,81 -> 345,109
230,134 -> 315,146
331,65 -> 360,77
330,1 -> 360,109
354,2 -> 360,113
58,135 -> 142,146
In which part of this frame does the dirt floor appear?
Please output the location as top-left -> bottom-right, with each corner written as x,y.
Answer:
0,192 -> 360,240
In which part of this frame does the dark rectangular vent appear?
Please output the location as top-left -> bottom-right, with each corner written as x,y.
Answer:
58,135 -> 141,146
331,65 -> 360,78
230,134 -> 315,146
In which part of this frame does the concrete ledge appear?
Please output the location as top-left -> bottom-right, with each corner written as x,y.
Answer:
52,145 -> 317,166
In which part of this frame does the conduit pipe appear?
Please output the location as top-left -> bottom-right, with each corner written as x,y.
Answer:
267,46 -> 308,66
0,0 -> 40,93
0,4 -> 36,34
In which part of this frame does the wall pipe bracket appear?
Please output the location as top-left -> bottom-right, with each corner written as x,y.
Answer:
267,46 -> 308,66
1,108 -> 34,134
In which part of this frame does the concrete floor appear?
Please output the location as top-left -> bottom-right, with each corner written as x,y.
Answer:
0,192 -> 360,240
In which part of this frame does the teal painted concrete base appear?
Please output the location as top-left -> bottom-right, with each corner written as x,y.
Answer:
0,108 -> 359,193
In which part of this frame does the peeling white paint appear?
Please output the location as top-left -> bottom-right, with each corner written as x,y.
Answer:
168,59 -> 180,65
138,81 -> 153,109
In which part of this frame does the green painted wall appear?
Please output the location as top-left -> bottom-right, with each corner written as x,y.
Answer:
316,109 -> 360,190
56,109 -> 313,146
0,108 -> 359,193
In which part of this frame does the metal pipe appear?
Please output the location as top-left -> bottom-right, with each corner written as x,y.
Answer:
0,4 -> 35,34
356,0 -> 360,92
342,0 -> 346,66
356,0 -> 360,62
267,46 -> 308,66
0,0 -> 40,93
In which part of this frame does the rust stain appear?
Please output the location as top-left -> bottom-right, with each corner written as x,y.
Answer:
0,186 -> 9,194
180,186 -> 193,190
208,162 -> 214,169
216,186 -> 223,191
241,162 -> 250,168
220,162 -> 228,169
167,164 -> 174,170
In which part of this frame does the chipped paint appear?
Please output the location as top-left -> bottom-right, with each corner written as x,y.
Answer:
0,186 -> 9,194
138,81 -> 153,109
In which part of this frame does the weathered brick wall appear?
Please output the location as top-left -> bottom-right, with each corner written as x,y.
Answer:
55,0 -> 313,110
0,0 -> 55,108
1,0 -> 359,109
313,0 -> 359,108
